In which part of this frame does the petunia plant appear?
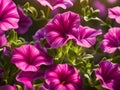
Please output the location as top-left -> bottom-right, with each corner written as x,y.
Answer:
0,0 -> 120,90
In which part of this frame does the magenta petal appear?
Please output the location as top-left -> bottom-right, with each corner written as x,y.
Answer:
74,25 -> 102,48
94,60 -> 120,90
43,64 -> 82,90
33,28 -> 45,40
0,0 -> 19,31
0,85 -> 16,90
100,27 -> 120,54
16,71 -> 44,88
0,34 -> 7,47
108,6 -> 120,24
37,0 -> 76,10
11,44 -> 53,71
15,7 -> 32,34
45,11 -> 80,48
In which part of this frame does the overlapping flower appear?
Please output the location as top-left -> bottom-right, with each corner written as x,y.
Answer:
45,11 -> 80,48
73,25 -> 102,48
11,44 -> 53,71
0,0 -> 19,31
108,6 -> 120,24
95,60 -> 120,90
39,64 -> 82,90
37,0 -> 76,10
15,7 -> 32,34
101,27 -> 120,54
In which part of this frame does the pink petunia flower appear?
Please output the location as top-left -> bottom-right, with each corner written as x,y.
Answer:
16,70 -> 44,89
45,11 -> 80,48
74,25 -> 102,48
15,7 -> 32,34
11,44 -> 53,72
0,0 -> 19,31
108,6 -> 120,24
39,64 -> 82,90
100,27 -> 120,54
94,60 -> 120,90
37,0 -> 76,10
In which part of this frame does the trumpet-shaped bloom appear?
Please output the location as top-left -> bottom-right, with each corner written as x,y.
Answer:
0,0 -> 19,31
37,0 -> 76,10
45,11 -> 80,48
11,44 -> 53,71
94,60 -> 120,90
108,6 -> 120,24
100,27 -> 120,54
39,64 -> 82,90
74,26 -> 102,48
15,7 -> 32,34
16,71 -> 44,89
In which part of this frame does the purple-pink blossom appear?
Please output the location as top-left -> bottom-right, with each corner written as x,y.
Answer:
0,0 -> 19,31
94,60 -> 120,90
108,6 -> 120,24
100,27 -> 120,54
16,71 -> 44,89
11,44 -> 53,72
15,7 -> 32,34
39,64 -> 82,90
37,0 -> 76,10
45,11 -> 80,48
74,25 -> 102,48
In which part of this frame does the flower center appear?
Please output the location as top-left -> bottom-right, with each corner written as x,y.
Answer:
61,81 -> 66,85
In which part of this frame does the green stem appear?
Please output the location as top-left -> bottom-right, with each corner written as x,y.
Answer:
46,7 -> 50,18
95,17 -> 112,28
60,41 -> 72,63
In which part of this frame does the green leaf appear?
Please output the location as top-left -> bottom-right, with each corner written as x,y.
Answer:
23,2 -> 30,8
7,30 -> 18,43
16,85 -> 23,90
83,54 -> 94,60
27,6 -> 38,18
23,2 -> 38,18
